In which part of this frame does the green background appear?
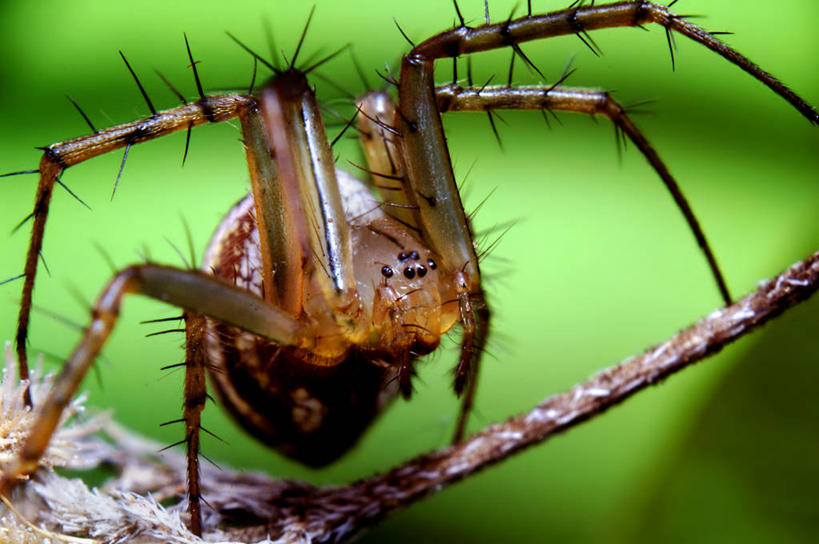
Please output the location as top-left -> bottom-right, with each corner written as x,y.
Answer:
1,0 -> 817,541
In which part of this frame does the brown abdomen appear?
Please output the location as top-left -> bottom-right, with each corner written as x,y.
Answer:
202,196 -> 398,466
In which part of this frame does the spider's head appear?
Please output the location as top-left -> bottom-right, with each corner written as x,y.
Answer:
351,217 -> 459,357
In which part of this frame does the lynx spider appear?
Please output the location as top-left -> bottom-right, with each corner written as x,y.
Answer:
0,0 -> 817,538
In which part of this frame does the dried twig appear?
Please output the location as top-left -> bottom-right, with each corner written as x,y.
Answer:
248,249 -> 819,542
2,250 -> 818,543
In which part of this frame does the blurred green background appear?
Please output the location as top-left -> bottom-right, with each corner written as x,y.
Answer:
1,0 -> 817,541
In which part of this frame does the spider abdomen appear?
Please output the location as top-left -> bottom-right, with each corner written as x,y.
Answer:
205,321 -> 398,466
202,192 -> 402,464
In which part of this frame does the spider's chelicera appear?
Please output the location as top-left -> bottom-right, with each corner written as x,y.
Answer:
1,1 -> 816,537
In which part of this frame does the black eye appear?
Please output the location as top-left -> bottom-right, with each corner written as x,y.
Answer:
427,259 -> 437,270
403,266 -> 416,279
409,251 -> 419,260
398,252 -> 409,261
381,265 -> 393,278
416,265 -> 427,277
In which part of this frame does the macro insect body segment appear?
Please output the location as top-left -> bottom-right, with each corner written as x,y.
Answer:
0,0 -> 817,539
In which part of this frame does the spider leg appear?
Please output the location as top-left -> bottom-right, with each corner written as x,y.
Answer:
452,294 -> 490,443
182,312 -> 207,536
356,92 -> 422,234
411,2 -> 818,124
0,264 -> 302,500
396,1 -> 817,441
239,71 -> 360,321
14,95 -> 254,404
435,83 -> 732,304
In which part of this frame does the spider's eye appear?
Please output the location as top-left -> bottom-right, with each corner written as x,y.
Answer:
398,252 -> 409,261
427,259 -> 437,270
409,251 -> 419,260
416,265 -> 427,277
403,266 -> 416,279
381,265 -> 394,278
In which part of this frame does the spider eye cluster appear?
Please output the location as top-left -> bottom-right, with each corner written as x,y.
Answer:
380,250 -> 437,280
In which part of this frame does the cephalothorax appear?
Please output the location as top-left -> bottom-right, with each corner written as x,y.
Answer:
0,1 -> 816,538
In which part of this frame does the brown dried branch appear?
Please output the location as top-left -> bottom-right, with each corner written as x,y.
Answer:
219,249 -> 819,542
5,250 -> 818,544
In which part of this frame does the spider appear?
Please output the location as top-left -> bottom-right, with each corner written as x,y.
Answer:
0,0 -> 817,540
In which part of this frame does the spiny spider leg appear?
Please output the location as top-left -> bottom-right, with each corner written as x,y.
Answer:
355,91 -> 420,234
0,263 -> 301,494
240,71 -> 360,319
182,311 -> 208,537
13,94 -> 253,403
396,0 -> 818,440
435,82 -> 733,304
411,2 -> 818,122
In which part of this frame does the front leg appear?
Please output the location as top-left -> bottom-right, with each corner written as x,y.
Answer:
0,264 -> 302,512
11,94 -> 254,402
182,311 -> 208,536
